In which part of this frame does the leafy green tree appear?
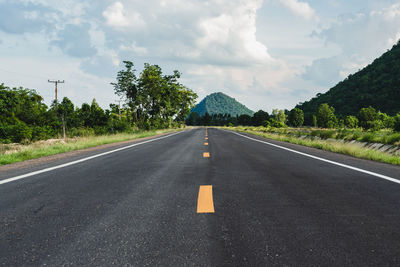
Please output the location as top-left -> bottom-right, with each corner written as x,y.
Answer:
186,112 -> 200,126
111,61 -> 139,125
344,115 -> 359,128
272,109 -> 287,125
358,106 -> 378,129
288,108 -> 304,127
317,103 -> 337,128
112,61 -> 197,129
238,114 -> 252,125
377,112 -> 395,129
252,110 -> 269,126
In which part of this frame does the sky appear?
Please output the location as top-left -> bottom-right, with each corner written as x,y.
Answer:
1,0 -> 400,112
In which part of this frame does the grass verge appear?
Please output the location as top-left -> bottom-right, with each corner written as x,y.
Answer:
0,128 -> 182,166
223,127 -> 400,166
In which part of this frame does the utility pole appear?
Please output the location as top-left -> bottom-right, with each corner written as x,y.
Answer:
116,100 -> 122,119
48,80 -> 64,111
48,79 -> 65,139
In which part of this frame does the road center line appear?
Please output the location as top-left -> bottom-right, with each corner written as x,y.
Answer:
0,130 -> 186,186
225,129 -> 400,185
203,152 -> 210,158
204,142 -> 209,146
197,185 -> 215,213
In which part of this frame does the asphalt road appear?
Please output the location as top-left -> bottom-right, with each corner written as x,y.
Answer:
1,127 -> 400,266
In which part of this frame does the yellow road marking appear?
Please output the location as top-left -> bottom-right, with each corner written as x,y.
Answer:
197,185 -> 214,213
204,142 -> 208,145
205,137 -> 208,140
203,152 -> 210,157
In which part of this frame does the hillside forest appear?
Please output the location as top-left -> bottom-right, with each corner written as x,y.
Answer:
297,41 -> 400,124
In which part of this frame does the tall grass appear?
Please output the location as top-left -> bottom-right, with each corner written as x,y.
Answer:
224,126 -> 400,166
0,129 -> 181,165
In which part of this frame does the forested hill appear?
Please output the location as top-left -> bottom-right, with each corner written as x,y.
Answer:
191,92 -> 254,116
297,41 -> 400,123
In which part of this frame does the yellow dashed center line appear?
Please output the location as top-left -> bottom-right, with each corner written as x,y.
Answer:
205,137 -> 208,140
204,142 -> 208,146
197,185 -> 215,213
203,152 -> 210,157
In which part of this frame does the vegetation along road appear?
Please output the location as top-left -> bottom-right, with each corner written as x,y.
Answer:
1,128 -> 400,266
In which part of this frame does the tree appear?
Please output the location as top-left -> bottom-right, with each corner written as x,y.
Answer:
238,114 -> 252,126
186,112 -> 200,126
344,115 -> 359,128
252,110 -> 269,126
111,61 -> 197,129
317,103 -> 337,128
358,106 -> 378,129
272,109 -> 287,125
288,108 -> 304,127
111,61 -> 139,125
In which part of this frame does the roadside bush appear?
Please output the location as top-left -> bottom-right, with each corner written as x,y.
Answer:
8,122 -> 32,143
269,118 -> 286,128
68,127 -> 95,137
344,116 -> 359,128
394,114 -> 400,132
108,119 -> 131,133
366,120 -> 384,131
360,133 -> 377,143
319,130 -> 336,139
383,133 -> 400,145
31,126 -> 56,141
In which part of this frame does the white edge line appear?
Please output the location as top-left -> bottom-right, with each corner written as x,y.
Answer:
0,130 -> 186,186
222,129 -> 400,185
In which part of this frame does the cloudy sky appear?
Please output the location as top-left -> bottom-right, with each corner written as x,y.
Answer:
1,0 -> 400,112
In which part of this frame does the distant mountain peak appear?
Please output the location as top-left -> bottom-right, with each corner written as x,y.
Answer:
191,92 -> 254,116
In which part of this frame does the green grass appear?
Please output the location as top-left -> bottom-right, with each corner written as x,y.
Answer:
223,126 -> 400,166
0,128 -> 182,166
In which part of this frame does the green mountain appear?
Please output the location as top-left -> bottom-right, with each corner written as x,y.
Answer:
191,92 -> 254,116
297,41 -> 400,124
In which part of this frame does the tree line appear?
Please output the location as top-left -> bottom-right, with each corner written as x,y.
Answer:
0,61 -> 197,143
187,104 -> 400,132
186,108 -> 304,128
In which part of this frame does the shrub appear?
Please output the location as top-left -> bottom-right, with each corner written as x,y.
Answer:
344,115 -> 359,128
32,126 -> 56,141
68,127 -> 95,137
269,118 -> 286,128
319,130 -> 336,139
366,120 -> 384,131
383,133 -> 400,145
360,133 -> 377,143
394,114 -> 400,132
8,122 -> 32,143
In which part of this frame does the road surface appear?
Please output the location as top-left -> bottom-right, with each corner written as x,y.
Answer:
1,127 -> 400,266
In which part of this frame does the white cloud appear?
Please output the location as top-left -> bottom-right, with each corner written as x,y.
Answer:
303,2 -> 400,87
195,0 -> 271,64
119,41 -> 148,55
102,1 -> 145,29
278,0 -> 316,20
